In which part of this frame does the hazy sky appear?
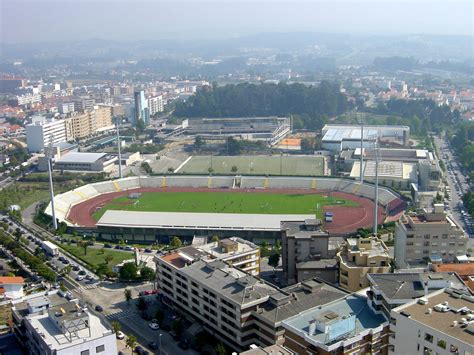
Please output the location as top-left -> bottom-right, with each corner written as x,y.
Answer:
1,0 -> 473,43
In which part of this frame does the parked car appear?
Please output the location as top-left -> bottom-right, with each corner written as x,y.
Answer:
104,243 -> 112,248
75,275 -> 84,281
148,322 -> 160,330
95,305 -> 103,312
144,248 -> 152,253
116,331 -> 125,340
72,265 -> 80,271
78,270 -> 86,276
135,346 -> 145,354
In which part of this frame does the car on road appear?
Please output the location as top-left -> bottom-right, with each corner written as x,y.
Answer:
104,243 -> 112,248
125,246 -> 134,251
148,342 -> 158,350
116,331 -> 125,340
148,322 -> 160,330
144,248 -> 152,253
95,305 -> 103,312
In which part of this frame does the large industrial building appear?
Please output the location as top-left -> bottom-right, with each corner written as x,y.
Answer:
186,117 -> 291,145
54,152 -> 117,172
322,124 -> 409,151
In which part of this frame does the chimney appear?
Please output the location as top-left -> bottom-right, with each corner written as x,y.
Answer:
309,320 -> 317,335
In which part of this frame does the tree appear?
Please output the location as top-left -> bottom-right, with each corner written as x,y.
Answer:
126,335 -> 137,354
14,228 -> 22,243
172,319 -> 183,337
215,342 -> 227,355
167,167 -> 174,173
301,137 -> 315,152
140,266 -> 155,282
124,288 -> 132,304
194,135 -> 204,151
211,235 -> 220,243
226,137 -> 241,155
104,254 -> 113,264
208,167 -> 214,174
141,162 -> 153,174
268,253 -> 280,268
136,296 -> 147,315
78,240 -> 89,255
169,236 -> 182,249
155,309 -> 164,325
61,265 -> 72,277
120,262 -> 138,281
96,263 -> 108,277
231,165 -> 238,173
111,320 -> 121,334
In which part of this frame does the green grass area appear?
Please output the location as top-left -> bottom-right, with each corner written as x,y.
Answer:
93,191 -> 358,221
59,243 -> 133,269
178,155 -> 325,176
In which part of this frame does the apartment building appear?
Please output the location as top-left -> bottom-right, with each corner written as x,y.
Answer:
281,219 -> 337,285
337,237 -> 392,292
65,106 -> 113,140
25,116 -> 67,152
389,288 -> 474,355
11,291 -> 116,355
282,294 -> 390,355
367,272 -> 468,318
156,250 -> 348,350
148,95 -> 164,115
196,237 -> 260,275
156,257 -> 280,350
394,205 -> 468,268
65,111 -> 93,140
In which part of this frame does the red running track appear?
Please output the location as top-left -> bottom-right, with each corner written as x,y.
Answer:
67,187 -> 385,235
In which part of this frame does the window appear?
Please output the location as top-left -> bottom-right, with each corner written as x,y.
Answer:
437,339 -> 446,349
96,345 -> 105,353
424,234 -> 430,239
424,333 -> 433,343
81,351 -> 90,355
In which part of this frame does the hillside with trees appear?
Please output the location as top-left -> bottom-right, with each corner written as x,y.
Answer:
174,81 -> 351,130
368,98 -> 460,135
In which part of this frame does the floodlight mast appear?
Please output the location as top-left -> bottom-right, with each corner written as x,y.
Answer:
46,136 -> 57,230
116,117 -> 123,179
360,118 -> 364,183
373,138 -> 380,236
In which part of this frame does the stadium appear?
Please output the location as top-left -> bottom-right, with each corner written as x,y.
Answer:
45,175 -> 406,244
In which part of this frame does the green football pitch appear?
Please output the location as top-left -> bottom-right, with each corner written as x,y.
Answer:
177,155 -> 325,176
93,191 -> 358,221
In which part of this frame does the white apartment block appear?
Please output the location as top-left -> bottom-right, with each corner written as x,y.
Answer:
26,116 -> 67,153
148,95 -> 164,115
395,205 -> 468,268
389,288 -> 474,355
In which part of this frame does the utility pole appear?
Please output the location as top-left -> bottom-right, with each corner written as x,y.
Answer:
373,138 -> 379,236
116,118 -> 123,179
46,137 -> 57,230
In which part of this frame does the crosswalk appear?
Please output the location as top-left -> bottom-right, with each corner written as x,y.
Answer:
105,309 -> 134,320
76,284 -> 98,291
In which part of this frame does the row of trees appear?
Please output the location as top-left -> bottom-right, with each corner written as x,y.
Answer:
0,230 -> 56,282
462,192 -> 474,218
449,122 -> 474,179
175,82 -> 351,128
370,99 -> 460,135
119,262 -> 155,282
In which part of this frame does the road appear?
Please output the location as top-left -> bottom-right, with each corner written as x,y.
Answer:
433,135 -> 473,249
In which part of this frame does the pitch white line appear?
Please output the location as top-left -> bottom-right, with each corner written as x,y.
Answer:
174,156 -> 192,173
